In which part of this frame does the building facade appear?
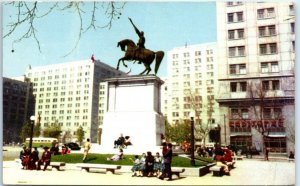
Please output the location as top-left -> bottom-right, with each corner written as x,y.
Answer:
165,43 -> 221,143
25,60 -> 126,143
216,2 -> 295,153
3,76 -> 35,144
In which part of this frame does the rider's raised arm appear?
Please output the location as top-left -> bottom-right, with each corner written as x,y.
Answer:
129,18 -> 142,36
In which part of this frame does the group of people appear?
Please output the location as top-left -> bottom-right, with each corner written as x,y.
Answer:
113,134 -> 132,149
130,142 -> 173,181
19,146 -> 52,171
213,144 -> 234,176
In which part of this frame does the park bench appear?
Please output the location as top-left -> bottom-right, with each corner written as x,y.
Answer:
76,163 -> 121,174
170,168 -> 185,178
209,166 -> 224,177
49,162 -> 66,171
226,161 -> 235,170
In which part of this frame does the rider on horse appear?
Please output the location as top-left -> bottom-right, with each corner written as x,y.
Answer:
129,18 -> 145,64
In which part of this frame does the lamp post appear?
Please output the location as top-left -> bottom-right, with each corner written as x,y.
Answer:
189,112 -> 195,166
29,115 -> 35,152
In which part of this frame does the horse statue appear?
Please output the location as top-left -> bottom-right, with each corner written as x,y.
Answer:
116,39 -> 164,75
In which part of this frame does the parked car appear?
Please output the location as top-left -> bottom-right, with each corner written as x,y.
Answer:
66,142 -> 81,150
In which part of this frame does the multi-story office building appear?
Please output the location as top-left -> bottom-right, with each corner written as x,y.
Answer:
166,43 -> 220,142
25,60 -> 126,143
216,2 -> 295,153
160,77 -> 168,118
3,76 -> 35,144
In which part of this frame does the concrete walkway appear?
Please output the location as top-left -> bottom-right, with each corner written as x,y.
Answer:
2,159 -> 295,185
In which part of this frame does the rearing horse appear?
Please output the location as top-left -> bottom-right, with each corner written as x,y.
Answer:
117,39 -> 164,75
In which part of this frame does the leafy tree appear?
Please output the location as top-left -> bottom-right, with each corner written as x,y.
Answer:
33,122 -> 41,137
43,122 -> 62,139
165,120 -> 190,145
76,126 -> 85,145
19,121 -> 31,142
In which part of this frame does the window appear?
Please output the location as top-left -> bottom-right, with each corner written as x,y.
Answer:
230,64 -> 246,75
231,109 -> 239,119
241,109 -> 249,119
261,62 -> 279,73
260,44 -> 267,54
228,30 -> 235,39
272,80 -> 280,90
262,81 -> 269,90
263,108 -> 272,119
230,82 -> 237,92
228,13 -> 234,22
229,47 -> 236,57
237,12 -> 243,22
271,62 -> 279,72
262,80 -> 280,90
291,23 -> 295,33
261,63 -> 268,73
259,25 -> 276,37
240,82 -> 247,92
259,43 -> 277,55
257,8 -> 275,19
238,29 -> 244,39
228,46 -> 245,57
270,43 -> 277,53
228,29 -> 244,40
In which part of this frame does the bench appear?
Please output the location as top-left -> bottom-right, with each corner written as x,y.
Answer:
226,161 -> 235,170
50,162 -> 66,171
209,166 -> 224,177
171,168 -> 185,177
76,163 -> 121,174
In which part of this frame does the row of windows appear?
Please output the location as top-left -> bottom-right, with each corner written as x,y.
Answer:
228,43 -> 279,57
229,62 -> 279,75
172,50 -> 213,59
230,80 -> 280,92
230,107 -> 282,119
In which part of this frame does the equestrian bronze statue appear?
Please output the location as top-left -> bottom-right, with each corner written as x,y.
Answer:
116,18 -> 164,75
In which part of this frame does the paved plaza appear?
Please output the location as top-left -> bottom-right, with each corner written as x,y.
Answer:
2,158 -> 295,185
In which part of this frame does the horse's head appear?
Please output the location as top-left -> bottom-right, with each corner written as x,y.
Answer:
117,41 -> 126,51
117,39 -> 136,52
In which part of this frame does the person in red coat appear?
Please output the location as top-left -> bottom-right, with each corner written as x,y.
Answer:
223,147 -> 233,162
37,147 -> 52,171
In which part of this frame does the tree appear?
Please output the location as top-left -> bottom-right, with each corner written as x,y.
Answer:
19,121 -> 31,142
33,122 -> 41,137
76,126 -> 85,145
4,1 -> 126,55
165,120 -> 190,145
43,121 -> 62,139
184,89 -> 212,146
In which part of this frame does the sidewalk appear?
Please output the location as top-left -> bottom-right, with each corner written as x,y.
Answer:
2,159 -> 295,185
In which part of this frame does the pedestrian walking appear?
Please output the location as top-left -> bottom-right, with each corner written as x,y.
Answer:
159,143 -> 173,181
83,138 -> 91,162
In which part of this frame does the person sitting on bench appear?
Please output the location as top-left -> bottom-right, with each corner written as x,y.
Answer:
114,134 -> 125,148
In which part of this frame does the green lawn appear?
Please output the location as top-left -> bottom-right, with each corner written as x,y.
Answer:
51,153 -> 211,167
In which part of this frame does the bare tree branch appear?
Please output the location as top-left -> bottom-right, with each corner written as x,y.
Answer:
3,1 -> 126,56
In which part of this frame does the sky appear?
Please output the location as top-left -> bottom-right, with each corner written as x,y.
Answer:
2,1 -> 216,78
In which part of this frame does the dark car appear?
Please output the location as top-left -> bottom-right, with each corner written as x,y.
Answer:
66,142 -> 81,150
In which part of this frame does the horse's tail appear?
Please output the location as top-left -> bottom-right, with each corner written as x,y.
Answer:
154,51 -> 164,75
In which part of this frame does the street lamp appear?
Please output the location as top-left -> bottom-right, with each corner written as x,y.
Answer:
189,112 -> 195,166
29,115 -> 35,152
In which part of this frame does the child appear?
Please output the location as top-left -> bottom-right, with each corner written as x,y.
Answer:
130,155 -> 140,177
153,152 -> 162,177
138,153 -> 146,176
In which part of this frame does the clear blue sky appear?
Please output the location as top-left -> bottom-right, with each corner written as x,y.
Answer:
3,2 -> 216,78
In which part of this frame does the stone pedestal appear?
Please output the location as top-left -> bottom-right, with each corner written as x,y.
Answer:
100,75 -> 165,154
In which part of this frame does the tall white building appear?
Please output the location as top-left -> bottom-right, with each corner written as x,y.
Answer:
165,43 -> 220,142
216,2 -> 295,153
25,60 -> 126,143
